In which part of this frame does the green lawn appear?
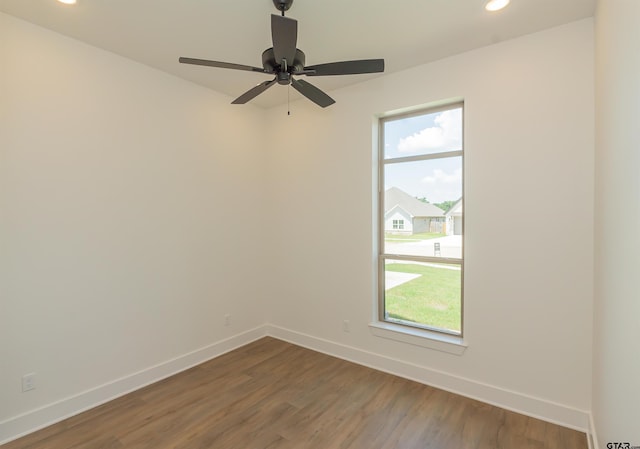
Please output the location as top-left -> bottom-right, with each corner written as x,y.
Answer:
385,263 -> 461,333
384,232 -> 446,241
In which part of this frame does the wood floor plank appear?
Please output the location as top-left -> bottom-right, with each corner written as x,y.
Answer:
2,337 -> 588,449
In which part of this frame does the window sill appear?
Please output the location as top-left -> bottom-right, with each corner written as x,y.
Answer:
368,322 -> 467,355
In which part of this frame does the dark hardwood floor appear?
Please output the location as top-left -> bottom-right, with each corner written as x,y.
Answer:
2,337 -> 587,449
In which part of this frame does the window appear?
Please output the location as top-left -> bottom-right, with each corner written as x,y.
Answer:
378,102 -> 464,336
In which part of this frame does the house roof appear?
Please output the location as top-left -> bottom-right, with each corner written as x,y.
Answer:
445,198 -> 463,216
385,187 -> 445,218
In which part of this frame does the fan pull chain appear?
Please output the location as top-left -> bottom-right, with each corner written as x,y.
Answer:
288,84 -> 291,115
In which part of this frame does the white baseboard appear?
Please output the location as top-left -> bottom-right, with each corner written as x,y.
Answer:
1,324 -> 592,444
265,324 -> 591,433
0,326 -> 267,445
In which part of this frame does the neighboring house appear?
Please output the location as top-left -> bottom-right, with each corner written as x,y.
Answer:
445,198 -> 463,236
384,187 -> 445,234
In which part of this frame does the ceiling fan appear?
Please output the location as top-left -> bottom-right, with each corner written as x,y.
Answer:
179,0 -> 385,108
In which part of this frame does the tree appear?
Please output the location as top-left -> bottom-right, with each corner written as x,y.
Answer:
434,200 -> 456,212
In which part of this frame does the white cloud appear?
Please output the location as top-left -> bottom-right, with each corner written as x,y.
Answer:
422,168 -> 462,184
397,109 -> 462,153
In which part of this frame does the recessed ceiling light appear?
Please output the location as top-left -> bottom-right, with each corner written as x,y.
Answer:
57,0 -> 77,4
485,0 -> 510,11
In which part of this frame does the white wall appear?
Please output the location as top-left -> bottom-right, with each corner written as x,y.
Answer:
265,19 -> 594,429
593,0 -> 640,447
0,12 -> 268,439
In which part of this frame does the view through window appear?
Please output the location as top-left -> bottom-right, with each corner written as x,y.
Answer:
379,103 -> 464,335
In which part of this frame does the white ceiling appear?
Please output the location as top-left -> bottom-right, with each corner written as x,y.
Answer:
0,0 -> 595,108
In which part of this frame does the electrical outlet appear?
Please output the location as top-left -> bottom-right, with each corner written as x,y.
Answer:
22,373 -> 36,392
224,314 -> 231,327
342,320 -> 350,333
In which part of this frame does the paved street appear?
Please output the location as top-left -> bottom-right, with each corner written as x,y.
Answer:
385,235 -> 462,259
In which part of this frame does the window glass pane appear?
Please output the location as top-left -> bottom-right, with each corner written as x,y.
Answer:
384,157 -> 462,258
379,102 -> 464,337
384,260 -> 461,334
383,107 -> 462,159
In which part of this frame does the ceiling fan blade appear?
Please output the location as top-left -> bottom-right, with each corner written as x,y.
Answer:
304,59 -> 385,76
271,15 -> 297,67
179,57 -> 266,73
291,78 -> 335,108
231,78 -> 278,104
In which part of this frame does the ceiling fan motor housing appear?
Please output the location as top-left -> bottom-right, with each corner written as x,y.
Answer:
262,48 -> 306,78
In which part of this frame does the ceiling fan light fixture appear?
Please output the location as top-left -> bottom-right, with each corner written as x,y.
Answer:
485,0 -> 510,12
57,0 -> 77,4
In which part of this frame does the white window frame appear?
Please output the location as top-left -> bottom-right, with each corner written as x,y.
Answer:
374,102 -> 465,346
